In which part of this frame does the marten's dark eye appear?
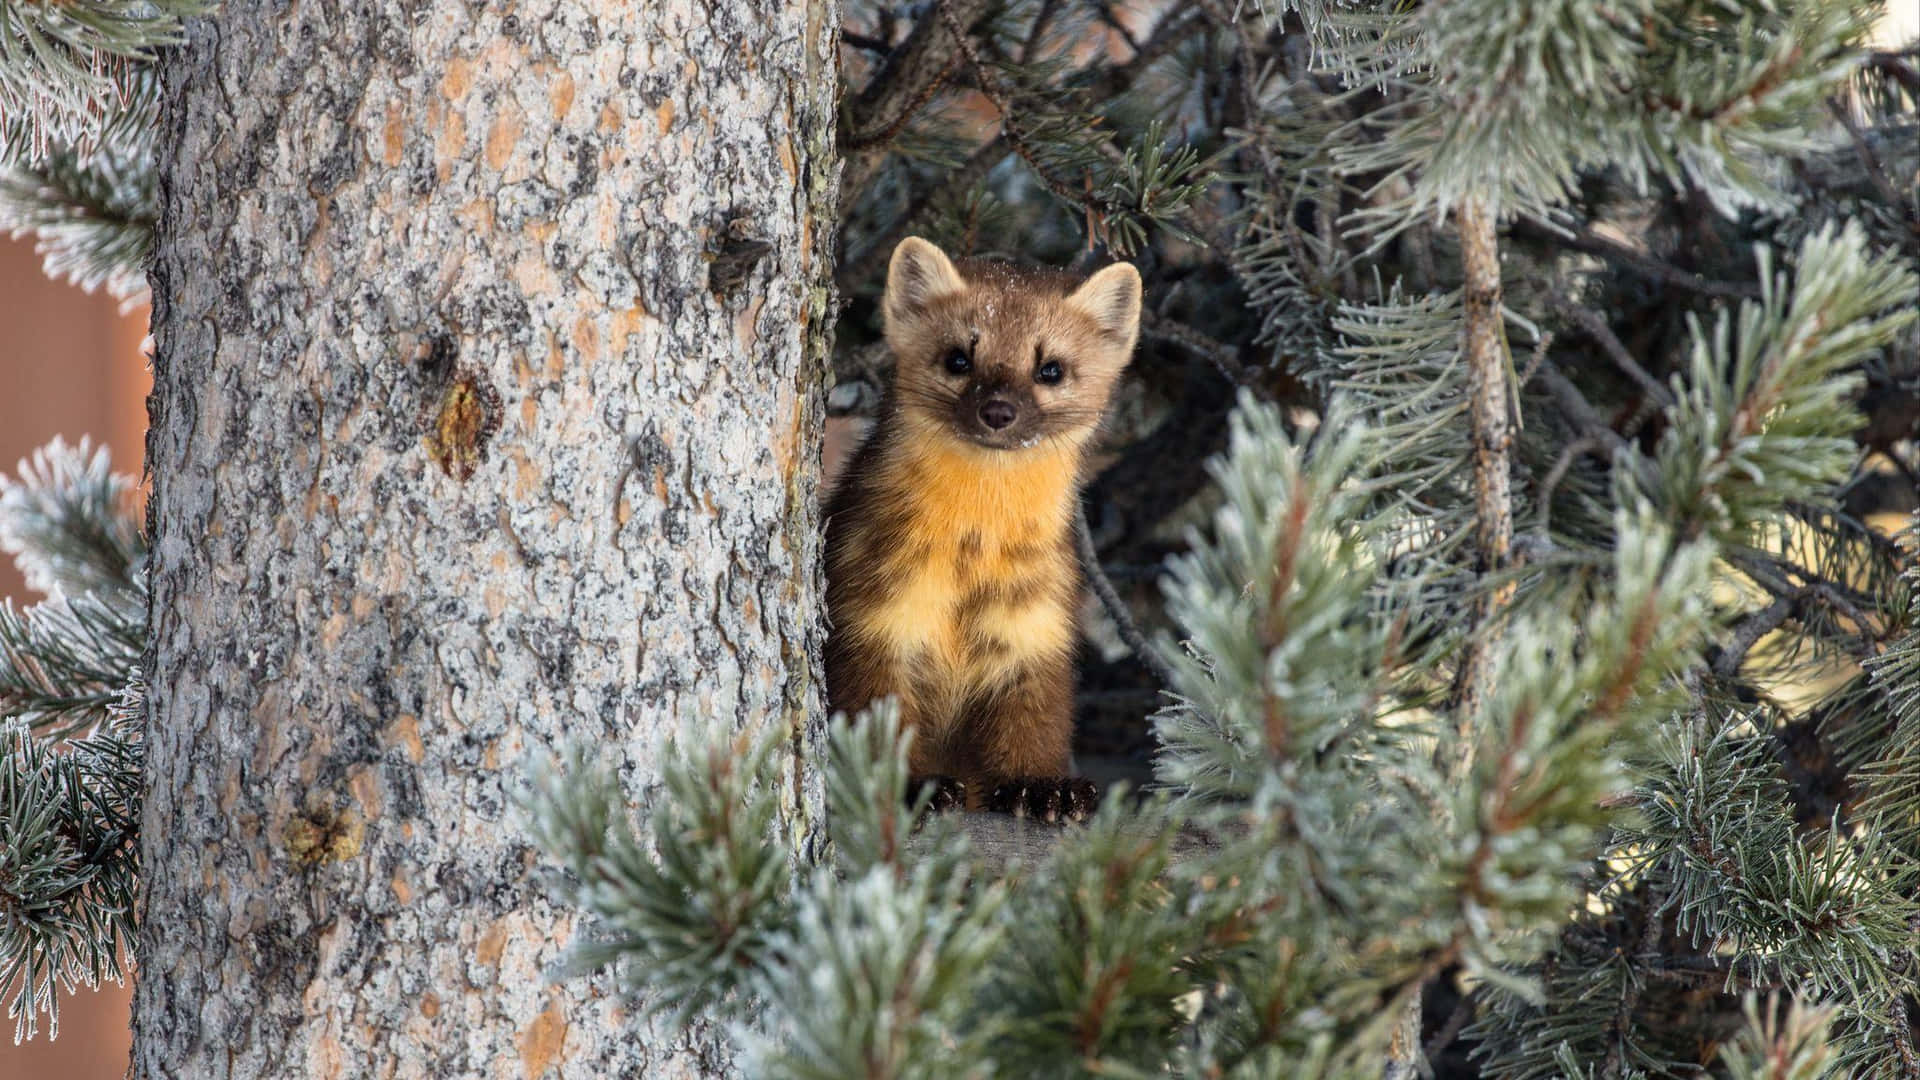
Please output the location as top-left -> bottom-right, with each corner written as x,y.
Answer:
943,348 -> 971,376
1035,357 -> 1063,385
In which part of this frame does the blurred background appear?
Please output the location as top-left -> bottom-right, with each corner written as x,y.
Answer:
0,232 -> 145,1078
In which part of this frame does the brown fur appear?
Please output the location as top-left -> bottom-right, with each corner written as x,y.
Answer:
825,238 -> 1140,805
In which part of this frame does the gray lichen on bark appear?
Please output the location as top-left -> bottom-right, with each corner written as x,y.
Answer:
135,2 -> 837,1076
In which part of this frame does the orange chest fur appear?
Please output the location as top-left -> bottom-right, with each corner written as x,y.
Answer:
840,443 -> 1081,683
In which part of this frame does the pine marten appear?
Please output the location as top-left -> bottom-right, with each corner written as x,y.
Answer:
825,237 -> 1141,818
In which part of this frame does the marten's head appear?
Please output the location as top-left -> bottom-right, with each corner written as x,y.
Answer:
882,237 -> 1140,454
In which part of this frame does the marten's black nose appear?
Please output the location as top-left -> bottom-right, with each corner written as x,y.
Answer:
979,400 -> 1017,430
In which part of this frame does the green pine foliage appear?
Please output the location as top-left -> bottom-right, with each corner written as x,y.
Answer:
0,438 -> 146,741
0,0 -> 198,298
0,439 -> 145,1042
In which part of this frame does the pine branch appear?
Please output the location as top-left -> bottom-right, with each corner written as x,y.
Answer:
1140,307 -> 1247,385
839,0 -> 995,202
0,138 -> 154,300
838,135 -> 1010,292
1441,198 -> 1514,767
0,705 -> 141,1043
0,437 -> 143,600
1545,290 -> 1676,408
0,0 -> 207,165
1515,219 -> 1762,301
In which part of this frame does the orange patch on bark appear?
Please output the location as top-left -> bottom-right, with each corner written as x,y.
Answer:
391,870 -> 413,905
476,921 -> 508,968
486,108 -> 523,171
420,992 -> 440,1019
608,304 -> 648,359
381,104 -> 406,166
655,98 -> 674,135
550,71 -> 576,122
455,198 -> 495,235
514,451 -> 541,501
570,314 -> 597,360
348,766 -> 383,820
519,999 -> 569,1079
434,112 -> 467,177
442,57 -> 473,101
310,1030 -> 344,1080
387,713 -> 424,763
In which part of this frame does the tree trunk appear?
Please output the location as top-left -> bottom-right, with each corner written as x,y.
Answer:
134,2 -> 836,1076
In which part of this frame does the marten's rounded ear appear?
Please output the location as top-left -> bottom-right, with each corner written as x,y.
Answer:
884,237 -> 965,326
1067,262 -> 1142,349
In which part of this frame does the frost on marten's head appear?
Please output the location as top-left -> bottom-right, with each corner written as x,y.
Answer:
882,236 -> 1140,453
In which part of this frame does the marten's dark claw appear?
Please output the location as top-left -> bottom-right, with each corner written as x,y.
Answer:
986,777 -> 1100,823
909,775 -> 968,814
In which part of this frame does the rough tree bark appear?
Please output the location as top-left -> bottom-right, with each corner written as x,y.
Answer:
134,2 -> 836,1077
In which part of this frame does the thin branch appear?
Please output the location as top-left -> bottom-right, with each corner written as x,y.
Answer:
1397,196 -> 1519,1080
1140,308 -> 1248,384
1825,97 -> 1920,253
1076,503 -> 1177,690
1425,992 -> 1476,1063
1089,3 -> 1141,55
843,54 -> 960,152
1513,220 -> 1761,301
1534,433 -> 1605,537
1447,196 -> 1516,753
1536,361 -> 1630,454
840,28 -> 895,55
1546,291 -> 1675,407
1086,7 -> 1209,103
1715,592 -> 1802,678
1868,51 -> 1920,98
838,136 -> 1012,293
1602,883 -> 1670,1080
841,0 -> 996,202
936,0 -> 1123,221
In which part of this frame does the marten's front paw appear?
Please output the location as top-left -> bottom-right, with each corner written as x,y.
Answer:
909,775 -> 969,814
986,777 -> 1100,823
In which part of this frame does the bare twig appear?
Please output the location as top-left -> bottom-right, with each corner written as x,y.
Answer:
841,0 -> 996,202
1076,503 -> 1178,690
936,0 -> 1123,222
1868,51 -> 1920,98
1513,220 -> 1761,301
843,54 -> 961,153
838,136 -> 1012,293
1601,885 -> 1667,1080
1448,197 -> 1516,751
1536,361 -> 1630,454
1546,291 -> 1675,406
1826,97 -> 1920,252
1087,7 -> 1209,102
1394,196 -> 1519,1080
1715,592 -> 1802,678
840,27 -> 894,55
1534,433 -> 1605,536
1425,991 -> 1476,1063
1141,308 -> 1248,384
